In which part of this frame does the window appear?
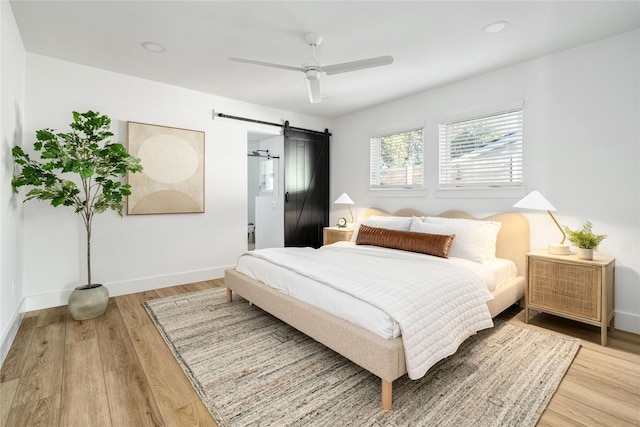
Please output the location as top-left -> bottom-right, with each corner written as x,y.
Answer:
439,107 -> 523,189
370,128 -> 424,189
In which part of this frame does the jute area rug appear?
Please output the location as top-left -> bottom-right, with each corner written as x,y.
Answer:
144,288 -> 579,427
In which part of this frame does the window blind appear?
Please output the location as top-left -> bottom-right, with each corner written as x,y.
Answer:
439,108 -> 523,188
370,128 -> 424,189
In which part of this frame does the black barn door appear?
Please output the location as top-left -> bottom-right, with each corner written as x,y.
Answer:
284,123 -> 330,248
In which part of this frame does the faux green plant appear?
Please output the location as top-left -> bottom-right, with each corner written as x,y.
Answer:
563,221 -> 607,250
11,111 -> 143,287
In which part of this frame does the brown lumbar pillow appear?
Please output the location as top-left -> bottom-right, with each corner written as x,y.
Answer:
355,224 -> 455,258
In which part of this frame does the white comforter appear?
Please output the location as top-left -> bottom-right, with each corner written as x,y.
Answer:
241,244 -> 494,379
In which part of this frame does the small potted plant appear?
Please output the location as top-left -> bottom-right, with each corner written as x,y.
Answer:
12,111 -> 143,320
563,221 -> 607,260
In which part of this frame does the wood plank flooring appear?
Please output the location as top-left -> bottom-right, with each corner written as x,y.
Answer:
1,279 -> 638,426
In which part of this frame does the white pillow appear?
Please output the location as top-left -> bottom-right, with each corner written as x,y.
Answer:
410,219 -> 482,262
351,216 -> 413,242
419,216 -> 502,262
409,218 -> 452,236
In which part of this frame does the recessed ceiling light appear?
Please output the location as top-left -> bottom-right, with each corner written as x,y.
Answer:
141,41 -> 166,53
483,21 -> 509,35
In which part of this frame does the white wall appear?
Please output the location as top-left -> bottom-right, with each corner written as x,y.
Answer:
330,30 -> 640,334
18,54 -> 328,313
0,1 -> 26,364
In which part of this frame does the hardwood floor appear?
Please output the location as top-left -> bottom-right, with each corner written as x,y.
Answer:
1,279 -> 638,426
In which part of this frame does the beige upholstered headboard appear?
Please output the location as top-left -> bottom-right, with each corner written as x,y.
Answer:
362,208 -> 530,277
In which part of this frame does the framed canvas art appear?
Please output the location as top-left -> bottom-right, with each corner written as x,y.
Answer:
127,122 -> 205,214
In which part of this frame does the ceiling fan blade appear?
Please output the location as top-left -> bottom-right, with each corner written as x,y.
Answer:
228,57 -> 305,73
321,55 -> 394,75
305,77 -> 322,104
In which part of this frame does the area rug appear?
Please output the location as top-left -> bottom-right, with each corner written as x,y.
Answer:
144,288 -> 579,427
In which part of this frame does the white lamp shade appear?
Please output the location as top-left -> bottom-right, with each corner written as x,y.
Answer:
512,190 -> 556,211
334,193 -> 355,205
513,190 -> 568,253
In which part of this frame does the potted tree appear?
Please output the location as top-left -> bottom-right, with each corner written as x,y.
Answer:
563,221 -> 607,260
12,110 -> 143,320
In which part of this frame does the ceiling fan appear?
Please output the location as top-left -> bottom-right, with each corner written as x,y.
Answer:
229,33 -> 393,104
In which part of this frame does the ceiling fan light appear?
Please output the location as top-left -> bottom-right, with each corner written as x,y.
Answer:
306,69 -> 320,81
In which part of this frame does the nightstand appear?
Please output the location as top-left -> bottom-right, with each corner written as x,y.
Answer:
323,227 -> 354,245
525,250 -> 615,346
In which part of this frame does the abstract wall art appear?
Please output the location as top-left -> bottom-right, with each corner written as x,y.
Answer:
127,122 -> 205,214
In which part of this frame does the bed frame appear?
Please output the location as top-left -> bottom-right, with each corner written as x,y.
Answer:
225,209 -> 530,410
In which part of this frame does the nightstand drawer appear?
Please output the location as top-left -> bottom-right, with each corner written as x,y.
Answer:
528,258 -> 600,320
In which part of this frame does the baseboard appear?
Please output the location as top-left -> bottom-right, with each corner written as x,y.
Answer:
614,310 -> 640,335
0,299 -> 26,368
23,265 -> 233,312
107,265 -> 231,297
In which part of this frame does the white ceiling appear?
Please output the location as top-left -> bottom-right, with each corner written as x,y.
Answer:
9,1 -> 640,119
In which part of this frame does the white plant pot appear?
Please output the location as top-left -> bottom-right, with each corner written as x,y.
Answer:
577,248 -> 594,260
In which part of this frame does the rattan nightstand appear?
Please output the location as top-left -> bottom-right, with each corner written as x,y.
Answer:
323,227 -> 353,245
525,250 -> 615,346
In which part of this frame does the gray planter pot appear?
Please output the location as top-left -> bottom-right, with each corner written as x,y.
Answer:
68,284 -> 109,320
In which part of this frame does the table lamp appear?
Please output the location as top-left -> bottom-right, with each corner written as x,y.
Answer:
334,193 -> 355,227
513,190 -> 570,255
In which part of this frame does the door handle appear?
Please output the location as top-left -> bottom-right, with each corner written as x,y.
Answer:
285,192 -> 289,203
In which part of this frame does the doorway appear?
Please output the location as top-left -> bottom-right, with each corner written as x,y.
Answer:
247,132 -> 284,250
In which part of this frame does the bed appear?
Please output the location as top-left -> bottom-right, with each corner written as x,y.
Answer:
225,208 -> 530,410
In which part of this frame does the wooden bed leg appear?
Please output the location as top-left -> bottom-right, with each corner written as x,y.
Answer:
226,288 -> 233,303
381,379 -> 392,410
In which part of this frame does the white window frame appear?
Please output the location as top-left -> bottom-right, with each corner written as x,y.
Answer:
370,126 -> 425,190
438,104 -> 523,190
